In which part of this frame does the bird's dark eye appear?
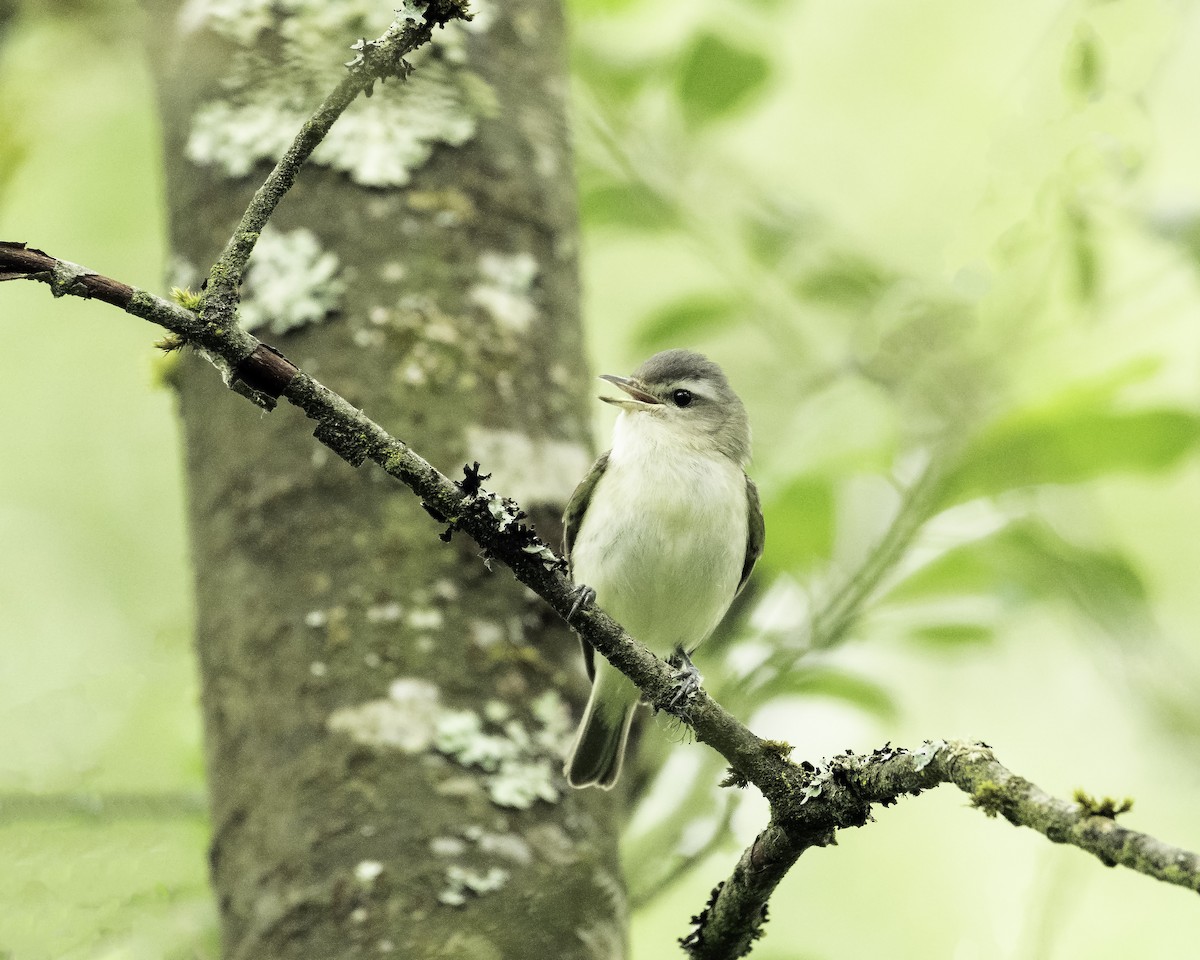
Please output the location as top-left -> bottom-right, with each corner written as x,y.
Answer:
671,389 -> 694,408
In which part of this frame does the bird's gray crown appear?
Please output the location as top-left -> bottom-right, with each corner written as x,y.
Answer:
632,349 -> 731,391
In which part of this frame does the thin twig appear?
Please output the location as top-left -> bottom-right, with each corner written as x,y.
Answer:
727,457 -> 945,709
806,457 -> 945,650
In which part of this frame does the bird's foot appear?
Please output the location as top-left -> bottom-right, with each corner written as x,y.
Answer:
666,647 -> 703,712
567,584 -> 596,624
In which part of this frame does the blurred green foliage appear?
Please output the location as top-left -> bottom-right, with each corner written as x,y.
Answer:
675,32 -> 771,129
568,0 -> 1200,955
3,0 -> 1200,957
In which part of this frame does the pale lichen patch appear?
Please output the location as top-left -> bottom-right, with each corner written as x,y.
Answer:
576,919 -> 627,960
530,690 -> 573,752
366,601 -> 403,623
525,823 -> 578,867
593,866 -> 630,923
463,426 -> 591,508
473,830 -> 532,865
236,227 -> 345,334
483,700 -> 511,724
407,187 -> 477,227
430,835 -> 468,857
183,0 -> 495,186
469,251 -> 539,332
469,619 -> 505,648
435,775 -> 485,799
328,676 -> 568,809
434,710 -> 516,771
399,362 -> 427,386
312,77 -> 475,187
177,0 -> 271,42
438,865 -> 509,907
326,676 -> 441,751
406,607 -> 445,631
379,261 -> 408,284
432,692 -> 572,809
486,761 -> 558,809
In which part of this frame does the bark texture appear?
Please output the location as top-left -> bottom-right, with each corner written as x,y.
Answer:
142,2 -> 627,957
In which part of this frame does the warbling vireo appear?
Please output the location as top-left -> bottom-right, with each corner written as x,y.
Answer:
562,349 -> 764,789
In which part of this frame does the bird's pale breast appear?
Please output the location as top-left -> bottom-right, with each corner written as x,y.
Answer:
569,445 -> 748,656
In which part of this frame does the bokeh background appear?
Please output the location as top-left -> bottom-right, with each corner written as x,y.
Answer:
3,0 -> 1200,957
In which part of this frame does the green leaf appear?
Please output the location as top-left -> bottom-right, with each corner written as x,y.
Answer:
0,111 -> 25,205
1064,201 -> 1099,303
574,47 -> 662,104
1154,213 -> 1200,271
1064,24 -> 1104,102
910,623 -> 994,649
676,32 -> 771,129
887,519 -> 1150,641
760,665 -> 897,721
940,409 -> 1200,507
579,181 -> 679,232
795,252 -> 895,311
761,476 -> 835,574
743,215 -> 793,268
741,204 -> 818,269
887,542 -> 997,601
634,294 -> 737,351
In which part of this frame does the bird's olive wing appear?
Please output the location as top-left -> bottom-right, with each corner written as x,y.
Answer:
563,451 -> 610,682
738,474 -> 765,596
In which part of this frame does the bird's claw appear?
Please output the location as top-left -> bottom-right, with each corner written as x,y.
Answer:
667,647 -> 703,711
568,584 -> 596,624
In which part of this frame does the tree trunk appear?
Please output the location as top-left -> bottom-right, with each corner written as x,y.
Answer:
142,2 -> 626,956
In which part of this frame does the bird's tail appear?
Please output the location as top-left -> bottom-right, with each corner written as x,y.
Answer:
564,671 -> 638,790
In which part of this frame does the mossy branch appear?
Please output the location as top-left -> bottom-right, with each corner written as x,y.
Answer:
681,740 -> 1199,958
3,240 -> 1199,959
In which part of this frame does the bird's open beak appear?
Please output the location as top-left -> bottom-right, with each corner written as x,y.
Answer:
599,374 -> 660,410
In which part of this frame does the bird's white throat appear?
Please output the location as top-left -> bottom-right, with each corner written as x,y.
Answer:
611,404 -> 739,462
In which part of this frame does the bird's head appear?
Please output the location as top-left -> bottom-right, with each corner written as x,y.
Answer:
600,349 -> 750,465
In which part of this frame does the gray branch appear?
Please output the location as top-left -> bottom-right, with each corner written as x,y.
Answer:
2,242 -> 1198,958
681,740 -> 1200,957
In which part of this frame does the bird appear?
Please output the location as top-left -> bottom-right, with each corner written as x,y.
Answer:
562,349 -> 764,790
